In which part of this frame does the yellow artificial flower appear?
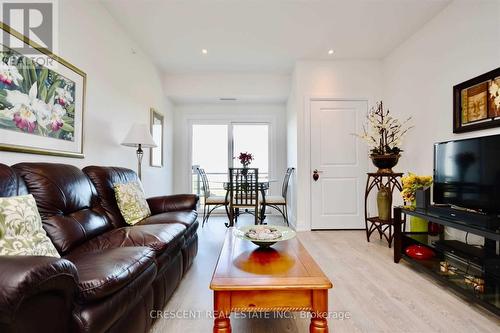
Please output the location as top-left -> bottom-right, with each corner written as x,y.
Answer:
401,172 -> 433,203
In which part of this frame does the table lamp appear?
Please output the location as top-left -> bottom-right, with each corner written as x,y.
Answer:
121,123 -> 157,179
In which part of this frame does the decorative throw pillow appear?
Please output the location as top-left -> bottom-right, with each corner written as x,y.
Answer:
114,181 -> 151,225
0,194 -> 60,257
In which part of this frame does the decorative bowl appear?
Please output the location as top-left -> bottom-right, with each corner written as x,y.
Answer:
370,154 -> 400,173
405,244 -> 435,260
234,225 -> 296,248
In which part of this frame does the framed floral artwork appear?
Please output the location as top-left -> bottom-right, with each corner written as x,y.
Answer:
0,23 -> 86,158
454,67 -> 500,133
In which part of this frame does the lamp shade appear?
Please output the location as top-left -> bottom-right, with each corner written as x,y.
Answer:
121,123 -> 157,148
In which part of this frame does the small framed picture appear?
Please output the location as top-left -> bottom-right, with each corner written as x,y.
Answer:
488,77 -> 500,118
150,108 -> 164,167
454,67 -> 500,133
461,81 -> 488,124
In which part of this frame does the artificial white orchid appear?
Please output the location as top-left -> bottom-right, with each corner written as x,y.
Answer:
355,101 -> 413,155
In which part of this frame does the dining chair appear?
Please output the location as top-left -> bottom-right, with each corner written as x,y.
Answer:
228,168 -> 260,226
261,167 -> 294,226
196,167 -> 228,227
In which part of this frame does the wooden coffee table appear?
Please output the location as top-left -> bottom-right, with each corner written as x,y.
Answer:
210,228 -> 333,332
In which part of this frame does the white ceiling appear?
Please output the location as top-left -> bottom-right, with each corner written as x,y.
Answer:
101,0 -> 451,74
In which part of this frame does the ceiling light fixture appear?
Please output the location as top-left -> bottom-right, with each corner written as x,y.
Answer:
202,49 -> 208,54
328,49 -> 334,55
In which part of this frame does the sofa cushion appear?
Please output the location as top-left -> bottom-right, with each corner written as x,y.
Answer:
147,194 -> 199,214
0,194 -> 60,257
83,166 -> 139,228
138,211 -> 197,228
72,264 -> 156,333
138,211 -> 198,238
13,163 -> 112,255
69,224 -> 187,258
0,164 -> 27,197
65,246 -> 155,303
114,181 -> 151,225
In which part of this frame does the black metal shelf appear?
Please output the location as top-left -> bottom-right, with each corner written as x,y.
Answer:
394,206 -> 500,316
401,253 -> 500,316
403,207 -> 500,241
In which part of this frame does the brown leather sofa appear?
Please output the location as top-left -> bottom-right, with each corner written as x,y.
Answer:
0,163 -> 199,333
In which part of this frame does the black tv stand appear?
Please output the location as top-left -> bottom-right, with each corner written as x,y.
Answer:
394,206 -> 500,316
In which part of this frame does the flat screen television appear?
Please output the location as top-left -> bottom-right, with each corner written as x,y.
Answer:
434,134 -> 500,216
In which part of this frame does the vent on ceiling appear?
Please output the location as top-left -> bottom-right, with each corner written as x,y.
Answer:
219,97 -> 237,101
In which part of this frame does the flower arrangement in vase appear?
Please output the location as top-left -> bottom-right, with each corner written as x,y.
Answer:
355,101 -> 413,173
402,173 -> 433,232
237,152 -> 254,168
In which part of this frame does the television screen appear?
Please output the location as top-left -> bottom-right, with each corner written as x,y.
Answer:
434,134 -> 500,215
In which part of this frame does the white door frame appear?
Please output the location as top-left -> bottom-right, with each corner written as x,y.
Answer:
304,97 -> 368,230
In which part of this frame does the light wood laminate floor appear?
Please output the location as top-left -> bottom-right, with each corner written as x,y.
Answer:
151,215 -> 500,333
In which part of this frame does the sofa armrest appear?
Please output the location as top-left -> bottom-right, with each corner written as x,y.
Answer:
0,256 -> 78,331
147,194 -> 199,214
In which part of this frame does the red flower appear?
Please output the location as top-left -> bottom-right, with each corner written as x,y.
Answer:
238,152 -> 254,167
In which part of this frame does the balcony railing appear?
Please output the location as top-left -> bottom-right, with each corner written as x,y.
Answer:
192,165 -> 269,205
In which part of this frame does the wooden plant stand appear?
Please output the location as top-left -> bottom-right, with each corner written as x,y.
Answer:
364,172 -> 404,248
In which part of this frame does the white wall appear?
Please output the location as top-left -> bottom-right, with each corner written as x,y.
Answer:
0,0 -> 173,196
286,68 -> 299,227
164,72 -> 290,104
383,0 -> 500,243
286,60 -> 383,230
383,0 -> 500,175
287,0 -> 499,231
173,103 -> 287,197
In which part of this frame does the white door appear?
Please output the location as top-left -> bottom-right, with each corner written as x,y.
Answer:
310,100 -> 368,229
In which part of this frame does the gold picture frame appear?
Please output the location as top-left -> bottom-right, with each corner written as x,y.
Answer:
150,108 -> 164,167
0,22 -> 86,158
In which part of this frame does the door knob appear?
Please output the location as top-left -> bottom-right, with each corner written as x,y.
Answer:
313,169 -> 320,181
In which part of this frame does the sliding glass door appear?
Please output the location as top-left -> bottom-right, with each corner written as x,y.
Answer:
192,124 -> 229,197
192,122 -> 270,197
232,123 -> 269,178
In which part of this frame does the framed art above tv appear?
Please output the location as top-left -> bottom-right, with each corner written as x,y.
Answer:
453,67 -> 500,133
